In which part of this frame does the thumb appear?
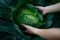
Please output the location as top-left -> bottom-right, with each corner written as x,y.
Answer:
35,6 -> 47,15
35,6 -> 44,9
35,6 -> 43,13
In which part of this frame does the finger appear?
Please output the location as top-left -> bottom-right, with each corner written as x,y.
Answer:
35,6 -> 43,9
22,24 -> 36,30
23,30 -> 33,34
35,6 -> 44,10
22,24 -> 39,34
35,6 -> 44,14
23,30 -> 28,33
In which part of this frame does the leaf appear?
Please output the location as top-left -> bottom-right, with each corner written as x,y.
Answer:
44,14 -> 55,28
45,20 -> 52,28
0,0 -> 27,40
0,0 -> 56,40
52,0 -> 60,3
52,13 -> 60,27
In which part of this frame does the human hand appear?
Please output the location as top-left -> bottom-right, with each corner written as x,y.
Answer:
22,24 -> 60,40
22,24 -> 40,34
22,24 -> 52,39
35,6 -> 47,15
36,3 -> 60,14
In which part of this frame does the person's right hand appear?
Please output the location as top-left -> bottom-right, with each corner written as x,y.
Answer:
35,6 -> 47,15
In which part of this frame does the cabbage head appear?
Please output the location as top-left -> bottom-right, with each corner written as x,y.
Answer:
13,4 -> 43,28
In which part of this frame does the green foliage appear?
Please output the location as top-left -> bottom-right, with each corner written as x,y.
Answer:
52,0 -> 60,3
0,0 -> 56,40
